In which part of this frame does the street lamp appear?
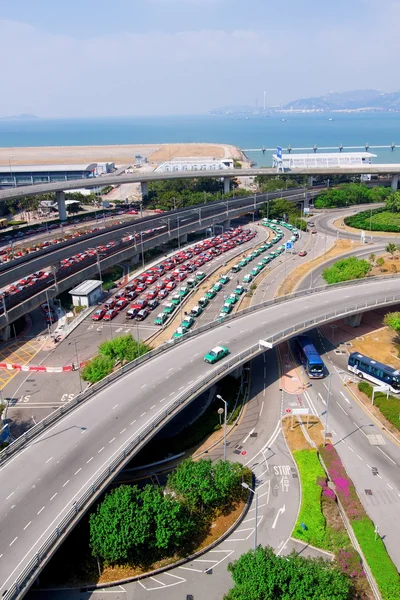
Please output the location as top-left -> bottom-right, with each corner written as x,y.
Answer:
0,291 -> 8,321
217,407 -> 224,427
216,394 -> 227,461
69,338 -> 83,393
242,482 -> 258,550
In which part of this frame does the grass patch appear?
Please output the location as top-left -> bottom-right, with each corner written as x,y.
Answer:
358,382 -> 400,433
352,517 -> 400,600
345,209 -> 400,233
292,449 -> 332,550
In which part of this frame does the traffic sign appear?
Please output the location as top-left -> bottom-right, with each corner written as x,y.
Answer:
285,408 -> 292,413
241,450 -> 247,456
285,241 -> 293,250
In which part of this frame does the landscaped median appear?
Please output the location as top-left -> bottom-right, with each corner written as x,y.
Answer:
282,415 -> 400,600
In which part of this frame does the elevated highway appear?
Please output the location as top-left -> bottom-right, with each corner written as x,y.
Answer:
0,164 -> 399,204
0,277 -> 400,599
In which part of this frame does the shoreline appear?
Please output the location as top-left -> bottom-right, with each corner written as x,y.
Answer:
0,142 -> 247,167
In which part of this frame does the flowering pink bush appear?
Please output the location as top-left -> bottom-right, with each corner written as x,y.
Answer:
337,548 -> 366,579
319,443 -> 365,521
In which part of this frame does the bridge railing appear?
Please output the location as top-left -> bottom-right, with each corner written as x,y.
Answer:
1,272 -> 399,469
4,287 -> 400,600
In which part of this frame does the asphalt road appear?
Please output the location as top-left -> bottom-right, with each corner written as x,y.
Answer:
1,277 -> 400,597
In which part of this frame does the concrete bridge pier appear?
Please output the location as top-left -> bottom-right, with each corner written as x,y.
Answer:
391,174 -> 399,192
223,176 -> 231,195
344,313 -> 363,328
1,326 -> 10,341
141,181 -> 149,199
179,234 -> 188,246
222,219 -> 231,230
128,254 -> 140,266
307,176 -> 314,188
56,191 -> 67,222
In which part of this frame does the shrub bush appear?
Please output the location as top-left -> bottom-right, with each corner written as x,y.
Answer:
345,209 -> 400,233
358,381 -> 373,398
322,256 -> 371,284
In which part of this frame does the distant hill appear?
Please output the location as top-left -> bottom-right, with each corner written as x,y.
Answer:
0,113 -> 39,121
282,89 -> 400,112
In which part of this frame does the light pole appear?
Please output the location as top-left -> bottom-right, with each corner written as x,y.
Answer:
217,407 -> 224,426
177,217 -> 181,251
95,248 -> 103,289
0,292 -> 7,320
44,289 -> 53,338
242,482 -> 258,550
69,338 -> 83,393
216,394 -> 227,461
140,231 -> 145,267
323,373 -> 332,445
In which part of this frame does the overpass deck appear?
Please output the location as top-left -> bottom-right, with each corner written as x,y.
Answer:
0,277 -> 399,599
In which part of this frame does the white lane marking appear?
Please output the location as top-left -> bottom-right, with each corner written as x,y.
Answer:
130,420 -> 136,425
45,457 -> 53,464
81,429 -> 87,435
150,577 -> 166,586
23,522 -> 31,531
242,428 -> 255,445
377,447 -> 397,465
377,474 -> 382,479
98,447 -> 105,454
87,457 -> 93,464
168,367 -> 174,372
178,566 -> 203,573
37,506 -> 45,515
6,492 -> 14,500
150,405 -> 156,410
140,412 -> 146,417
109,438 -> 116,443
9,537 -> 17,547
50,493 -> 57,501
318,393 -> 326,405
353,421 -> 368,438
366,463 -> 372,470
356,454 -> 363,461
163,572 -> 186,581
348,446 -> 354,452
120,428 -> 127,434
62,480 -> 70,487
169,392 -> 175,396
141,384 -> 147,389
74,468 -> 82,475
179,386 -> 184,391
112,404 -> 118,410
340,391 -> 350,404
387,483 -> 394,490
260,401 -> 264,417
336,402 -> 348,416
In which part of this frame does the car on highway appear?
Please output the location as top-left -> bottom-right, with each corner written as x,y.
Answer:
171,294 -> 182,306
190,305 -> 203,317
219,275 -> 230,285
104,299 -> 116,310
213,282 -> 223,292
198,296 -> 209,308
298,251 -> 308,257
311,229 -> 317,234
126,290 -> 138,301
146,289 -> 158,300
178,286 -> 189,298
181,315 -> 194,329
147,299 -> 159,311
154,312 -> 168,325
195,271 -> 206,281
115,298 -> 128,311
103,309 -> 118,321
136,308 -> 149,321
205,289 -> 216,300
166,281 -> 176,291
234,285 -> 245,295
126,307 -> 138,319
163,303 -> 176,315
158,289 -> 169,300
204,345 -> 229,364
243,274 -> 253,284
136,283 -> 147,293
221,303 -> 233,315
173,326 -> 188,339
131,298 -> 148,311
225,294 -> 238,306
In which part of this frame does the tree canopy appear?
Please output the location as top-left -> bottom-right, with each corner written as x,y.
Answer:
224,546 -> 353,600
322,257 -> 372,285
314,183 -> 390,209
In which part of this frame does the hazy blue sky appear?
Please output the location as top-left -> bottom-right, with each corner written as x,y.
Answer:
1,0 -> 399,117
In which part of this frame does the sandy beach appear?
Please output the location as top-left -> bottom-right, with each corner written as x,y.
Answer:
0,143 -> 246,167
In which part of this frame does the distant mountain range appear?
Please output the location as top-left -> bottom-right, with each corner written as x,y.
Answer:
0,114 -> 39,121
211,89 -> 400,115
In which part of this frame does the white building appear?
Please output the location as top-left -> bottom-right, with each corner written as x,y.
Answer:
272,152 -> 377,171
69,280 -> 103,308
155,157 -> 234,173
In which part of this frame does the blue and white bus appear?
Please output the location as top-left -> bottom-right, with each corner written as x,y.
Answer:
296,335 -> 325,378
348,352 -> 400,393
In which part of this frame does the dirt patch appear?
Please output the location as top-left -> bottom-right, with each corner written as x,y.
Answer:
148,143 -> 226,162
282,416 -> 310,451
276,239 -> 359,297
96,500 -> 245,584
333,216 -> 400,238
370,253 -> 400,276
350,326 -> 400,369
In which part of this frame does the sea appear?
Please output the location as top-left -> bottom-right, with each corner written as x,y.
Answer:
1,112 -> 400,167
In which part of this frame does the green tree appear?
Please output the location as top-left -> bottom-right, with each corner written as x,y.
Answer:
99,334 -> 151,363
322,257 -> 372,284
385,191 -> 400,213
213,460 -> 247,506
384,312 -> 400,343
376,256 -> 385,271
167,458 -> 219,512
224,546 -> 353,600
81,354 -> 113,383
386,243 -> 397,259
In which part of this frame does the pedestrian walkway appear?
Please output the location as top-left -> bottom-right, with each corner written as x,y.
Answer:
0,338 -> 46,389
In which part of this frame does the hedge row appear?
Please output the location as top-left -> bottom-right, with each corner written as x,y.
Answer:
358,382 -> 400,433
345,209 -> 400,232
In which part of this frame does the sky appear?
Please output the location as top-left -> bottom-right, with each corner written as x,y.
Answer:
1,0 -> 400,118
